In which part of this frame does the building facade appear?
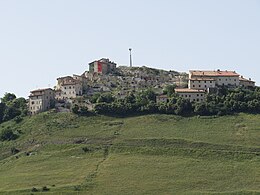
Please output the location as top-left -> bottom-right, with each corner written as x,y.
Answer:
239,76 -> 255,88
156,95 -> 168,103
175,88 -> 206,102
29,88 -> 55,115
189,78 -> 216,90
89,58 -> 116,74
55,76 -> 83,100
189,70 -> 240,87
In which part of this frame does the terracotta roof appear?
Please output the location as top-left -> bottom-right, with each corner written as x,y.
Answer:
175,88 -> 206,93
57,76 -> 73,80
61,80 -> 81,86
30,88 -> 52,93
189,78 -> 215,81
239,77 -> 255,83
190,70 -> 239,77
157,94 -> 168,98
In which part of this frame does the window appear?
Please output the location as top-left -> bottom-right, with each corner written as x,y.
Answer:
205,85 -> 207,88
31,101 -> 35,105
234,79 -> 236,81
201,94 -> 203,96
204,81 -> 206,83
210,81 -> 212,83
197,94 -> 199,96
65,87 -> 67,89
189,95 -> 191,97
193,85 -> 195,87
69,86 -> 71,89
198,81 -> 201,83
185,95 -> 187,97
219,79 -> 221,81
199,85 -> 201,87
197,99 -> 199,101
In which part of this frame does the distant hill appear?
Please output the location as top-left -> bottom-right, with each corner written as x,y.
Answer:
0,112 -> 259,194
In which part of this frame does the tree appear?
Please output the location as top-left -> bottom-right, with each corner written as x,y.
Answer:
72,104 -> 80,114
0,128 -> 18,141
1,93 -> 16,103
0,103 -> 6,123
163,85 -> 175,97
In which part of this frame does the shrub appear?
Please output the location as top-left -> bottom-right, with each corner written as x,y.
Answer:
31,187 -> 38,192
14,116 -> 23,123
0,128 -> 18,141
11,147 -> 20,154
42,186 -> 50,192
82,147 -> 92,153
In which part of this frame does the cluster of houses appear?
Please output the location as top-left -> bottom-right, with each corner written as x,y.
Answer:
28,58 -> 255,115
157,69 -> 255,103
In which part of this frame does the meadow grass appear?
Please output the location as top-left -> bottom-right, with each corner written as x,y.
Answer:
0,112 -> 259,194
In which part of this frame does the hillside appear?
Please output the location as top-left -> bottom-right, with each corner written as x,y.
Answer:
0,112 -> 259,194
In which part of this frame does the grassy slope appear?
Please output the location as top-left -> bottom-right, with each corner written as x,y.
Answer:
0,112 -> 259,194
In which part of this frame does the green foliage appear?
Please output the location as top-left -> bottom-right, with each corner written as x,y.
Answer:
41,186 -> 50,192
1,93 -> 16,103
11,147 -> 20,155
0,112 -> 259,194
163,84 -> 176,97
72,104 -> 80,114
0,128 -> 18,141
0,93 -> 28,123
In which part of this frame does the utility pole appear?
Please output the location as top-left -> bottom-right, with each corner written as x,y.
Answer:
129,48 -> 132,68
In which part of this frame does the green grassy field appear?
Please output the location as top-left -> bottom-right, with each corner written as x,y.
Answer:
0,112 -> 259,194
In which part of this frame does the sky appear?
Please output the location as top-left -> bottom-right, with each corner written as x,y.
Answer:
0,0 -> 260,98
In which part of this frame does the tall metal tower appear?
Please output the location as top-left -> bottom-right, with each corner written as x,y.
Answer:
129,48 -> 132,68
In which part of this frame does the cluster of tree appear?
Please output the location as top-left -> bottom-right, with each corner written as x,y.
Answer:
92,86 -> 260,117
92,89 -> 192,116
194,87 -> 260,116
0,93 -> 28,123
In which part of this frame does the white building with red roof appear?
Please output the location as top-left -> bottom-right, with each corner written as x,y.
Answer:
189,70 -> 240,87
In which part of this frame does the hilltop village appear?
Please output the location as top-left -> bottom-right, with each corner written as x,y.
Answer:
28,58 -> 255,115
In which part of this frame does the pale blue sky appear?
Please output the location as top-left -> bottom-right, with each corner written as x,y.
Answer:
0,0 -> 260,98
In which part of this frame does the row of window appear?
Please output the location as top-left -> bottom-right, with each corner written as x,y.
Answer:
192,85 -> 210,88
180,94 -> 204,98
31,101 -> 42,105
64,86 -> 75,89
219,78 -> 237,82
191,80 -> 213,83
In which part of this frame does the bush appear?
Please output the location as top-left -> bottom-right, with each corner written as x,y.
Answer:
14,116 -> 23,123
11,147 -> 20,154
0,128 -> 18,141
82,147 -> 92,153
42,186 -> 50,192
31,187 -> 38,192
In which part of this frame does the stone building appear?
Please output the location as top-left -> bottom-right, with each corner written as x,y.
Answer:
188,78 -> 216,90
55,76 -> 83,100
239,76 -> 255,88
29,88 -> 55,115
89,58 -> 116,74
175,88 -> 206,102
189,70 -> 240,87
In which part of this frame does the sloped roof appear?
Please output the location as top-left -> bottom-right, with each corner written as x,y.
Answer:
175,88 -> 206,93
190,70 -> 239,77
